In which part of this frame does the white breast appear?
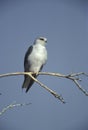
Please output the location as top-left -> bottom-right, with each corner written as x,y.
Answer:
28,44 -> 47,72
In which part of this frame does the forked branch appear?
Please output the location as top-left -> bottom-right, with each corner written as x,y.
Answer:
0,71 -> 88,102
38,72 -> 88,96
0,71 -> 88,115
0,72 -> 65,103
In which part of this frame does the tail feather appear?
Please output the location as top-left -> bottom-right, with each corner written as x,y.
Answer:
22,74 -> 36,92
22,76 -> 31,89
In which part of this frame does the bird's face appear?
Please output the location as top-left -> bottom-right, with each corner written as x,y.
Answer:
35,37 -> 47,46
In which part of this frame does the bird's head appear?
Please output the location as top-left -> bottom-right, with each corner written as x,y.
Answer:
34,37 -> 47,46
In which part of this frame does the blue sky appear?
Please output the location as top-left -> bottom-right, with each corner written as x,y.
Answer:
0,0 -> 88,130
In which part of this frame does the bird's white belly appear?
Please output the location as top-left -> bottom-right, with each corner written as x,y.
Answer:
28,45 -> 47,72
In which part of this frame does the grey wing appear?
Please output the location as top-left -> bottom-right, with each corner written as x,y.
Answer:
23,46 -> 33,84
24,45 -> 33,71
22,45 -> 33,89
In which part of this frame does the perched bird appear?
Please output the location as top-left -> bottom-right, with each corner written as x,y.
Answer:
22,37 -> 47,92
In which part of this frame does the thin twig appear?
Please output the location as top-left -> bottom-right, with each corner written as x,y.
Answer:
0,101 -> 31,116
73,79 -> 88,96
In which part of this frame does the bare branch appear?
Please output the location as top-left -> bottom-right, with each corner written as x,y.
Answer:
0,71 -> 88,104
29,74 -> 65,103
38,72 -> 88,96
72,79 -> 88,96
0,72 -> 65,103
0,72 -> 30,78
0,101 -> 31,116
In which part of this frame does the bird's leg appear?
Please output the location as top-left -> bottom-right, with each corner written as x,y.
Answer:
30,71 -> 39,76
35,72 -> 39,76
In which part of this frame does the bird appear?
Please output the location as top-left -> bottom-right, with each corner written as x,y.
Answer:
22,37 -> 47,92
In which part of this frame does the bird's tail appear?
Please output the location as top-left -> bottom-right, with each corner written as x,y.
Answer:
22,74 -> 36,92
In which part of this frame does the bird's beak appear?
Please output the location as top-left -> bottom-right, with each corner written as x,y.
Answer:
45,38 -> 47,43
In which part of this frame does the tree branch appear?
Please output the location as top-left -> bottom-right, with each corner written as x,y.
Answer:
0,71 -> 88,115
0,101 -> 31,116
29,74 -> 65,103
0,71 -> 88,104
38,72 -> 88,96
0,72 -> 65,103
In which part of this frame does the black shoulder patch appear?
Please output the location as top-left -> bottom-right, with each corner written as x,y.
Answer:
24,45 -> 33,65
25,46 -> 33,59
